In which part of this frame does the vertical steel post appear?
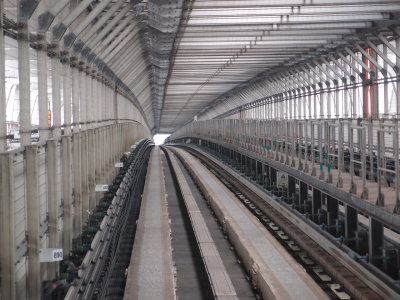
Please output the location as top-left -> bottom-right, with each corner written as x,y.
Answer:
396,39 -> 400,117
343,82 -> 349,118
0,154 -> 16,299
349,127 -> 356,194
361,127 -> 368,198
344,204 -> 358,247
86,71 -> 92,129
72,65 -> 80,132
383,44 -> 389,116
88,74 -> 95,211
326,83 -> 332,119
376,127 -> 384,206
369,218 -> 384,269
394,120 -> 400,212
46,140 -> 58,278
51,55 -> 62,138
18,21 -> 31,146
288,176 -> 296,200
0,1 -> 6,151
326,196 -> 339,229
81,131 -> 89,221
313,86 -> 317,119
63,58 -> 72,135
352,84 -> 357,118
71,64 -> 82,236
61,136 -> 72,252
367,121 -> 374,183
337,122 -> 344,187
26,145 -> 41,299
79,67 -> 89,222
101,81 -> 106,125
79,66 -> 86,131
114,86 -> 118,122
37,37 -> 49,142
319,84 -> 324,118
312,188 -> 322,219
318,122 -> 324,180
298,181 -> 308,213
72,132 -> 82,237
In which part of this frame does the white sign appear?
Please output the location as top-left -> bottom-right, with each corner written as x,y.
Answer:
115,162 -> 124,168
277,171 -> 288,188
124,152 -> 131,156
95,184 -> 109,192
40,248 -> 63,262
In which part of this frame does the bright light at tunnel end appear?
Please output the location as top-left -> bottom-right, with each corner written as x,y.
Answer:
153,134 -> 171,145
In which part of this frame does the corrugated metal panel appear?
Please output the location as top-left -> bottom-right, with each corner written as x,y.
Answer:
56,144 -> 63,246
39,149 -> 47,224
15,257 -> 27,300
13,154 -> 26,249
40,235 -> 48,250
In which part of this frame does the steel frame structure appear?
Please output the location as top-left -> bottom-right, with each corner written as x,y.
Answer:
161,1 -> 400,132
171,119 -> 400,217
200,31 -> 400,121
0,1 -> 152,299
2,1 -> 400,299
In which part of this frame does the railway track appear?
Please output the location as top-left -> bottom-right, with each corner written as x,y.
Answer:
172,145 -> 392,300
168,147 -> 329,299
66,143 -> 397,299
162,147 -> 256,300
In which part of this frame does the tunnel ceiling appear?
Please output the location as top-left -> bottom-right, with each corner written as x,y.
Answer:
4,0 -> 400,133
140,0 -> 400,133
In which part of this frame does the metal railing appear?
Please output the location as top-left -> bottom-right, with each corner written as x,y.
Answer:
170,118 -> 400,213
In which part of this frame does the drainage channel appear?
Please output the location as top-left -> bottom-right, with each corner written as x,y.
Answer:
163,148 -> 257,300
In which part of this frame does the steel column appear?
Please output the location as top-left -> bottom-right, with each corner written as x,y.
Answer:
312,188 -> 322,219
369,217 -> 384,269
51,56 -> 62,138
345,204 -> 358,248
72,132 -> 82,237
326,196 -> 339,228
0,154 -> 16,299
397,39 -> 400,116
79,67 -> 86,130
25,146 -> 41,299
37,39 -> 49,142
18,21 -> 31,146
63,60 -> 72,135
46,140 -> 59,279
61,136 -> 73,252
81,132 -> 89,223
299,181 -> 308,213
72,66 -> 80,132
0,1 -> 6,151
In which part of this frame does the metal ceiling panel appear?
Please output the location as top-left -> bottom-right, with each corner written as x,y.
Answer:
151,0 -> 400,132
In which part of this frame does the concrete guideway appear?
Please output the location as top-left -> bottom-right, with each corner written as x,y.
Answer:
124,147 -> 176,300
165,148 -> 239,300
170,146 -> 329,300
